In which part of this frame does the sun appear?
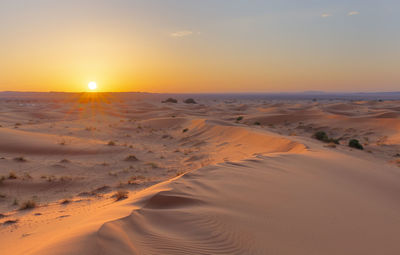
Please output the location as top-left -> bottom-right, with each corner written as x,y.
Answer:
88,81 -> 97,91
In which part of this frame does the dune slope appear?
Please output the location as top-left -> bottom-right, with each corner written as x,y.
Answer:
30,149 -> 400,255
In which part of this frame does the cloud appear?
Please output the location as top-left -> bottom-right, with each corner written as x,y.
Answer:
348,11 -> 360,16
321,13 -> 332,18
170,30 -> 193,37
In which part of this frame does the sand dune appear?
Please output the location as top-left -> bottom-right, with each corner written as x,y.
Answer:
1,94 -> 400,254
0,128 -> 120,155
19,148 -> 400,255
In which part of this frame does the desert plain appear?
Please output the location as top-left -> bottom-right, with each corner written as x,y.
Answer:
0,92 -> 400,254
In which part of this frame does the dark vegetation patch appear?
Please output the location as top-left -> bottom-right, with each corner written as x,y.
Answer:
313,131 -> 339,144
124,155 -> 139,162
349,139 -> 364,150
162,98 -> 178,103
184,98 -> 197,104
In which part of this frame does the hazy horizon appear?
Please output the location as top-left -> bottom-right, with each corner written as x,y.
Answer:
1,0 -> 399,93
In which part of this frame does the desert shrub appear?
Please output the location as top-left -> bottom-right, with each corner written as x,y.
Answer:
313,131 -> 339,144
314,131 -> 329,142
60,199 -> 71,205
182,128 -> 189,133
146,162 -> 159,169
3,219 -> 18,225
349,139 -> 363,150
183,98 -> 197,104
19,200 -> 36,210
8,171 -> 17,179
114,190 -> 128,201
125,155 -> 138,161
107,141 -> 116,146
254,121 -> 261,125
13,156 -> 27,162
236,116 -> 243,122
162,98 -> 178,103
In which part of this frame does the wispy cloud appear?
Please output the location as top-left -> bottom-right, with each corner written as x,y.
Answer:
170,30 -> 193,38
348,11 -> 360,16
321,13 -> 332,18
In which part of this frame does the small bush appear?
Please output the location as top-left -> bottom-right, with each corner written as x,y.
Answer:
236,116 -> 243,122
60,199 -> 71,205
8,171 -> 17,179
254,121 -> 261,125
125,155 -> 138,161
183,98 -> 197,104
313,131 -> 339,144
182,128 -> 189,133
314,131 -> 329,142
162,98 -> 178,103
13,156 -> 27,162
19,200 -> 36,210
146,162 -> 159,169
349,139 -> 363,150
3,219 -> 18,225
107,141 -> 116,146
114,190 -> 128,201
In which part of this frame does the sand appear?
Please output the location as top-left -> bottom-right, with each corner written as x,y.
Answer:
0,93 -> 399,254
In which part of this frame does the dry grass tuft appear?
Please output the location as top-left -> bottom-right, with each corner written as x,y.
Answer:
146,162 -> 159,169
114,190 -> 129,201
19,200 -> 36,210
13,156 -> 27,162
8,171 -> 17,179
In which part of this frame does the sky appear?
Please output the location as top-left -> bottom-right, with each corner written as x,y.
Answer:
0,0 -> 399,93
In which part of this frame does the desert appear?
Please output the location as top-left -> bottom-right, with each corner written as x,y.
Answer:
1,1 -> 399,253
0,92 -> 399,254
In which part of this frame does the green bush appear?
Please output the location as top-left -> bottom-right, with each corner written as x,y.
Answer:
313,131 -> 339,144
349,139 -> 363,150
314,131 -> 328,142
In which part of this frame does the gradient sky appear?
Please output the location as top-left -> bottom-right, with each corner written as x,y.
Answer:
0,0 -> 399,92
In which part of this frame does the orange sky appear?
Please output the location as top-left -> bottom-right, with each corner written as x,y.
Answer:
0,1 -> 398,92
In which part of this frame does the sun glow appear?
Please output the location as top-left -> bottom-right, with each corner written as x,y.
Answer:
88,81 -> 97,91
